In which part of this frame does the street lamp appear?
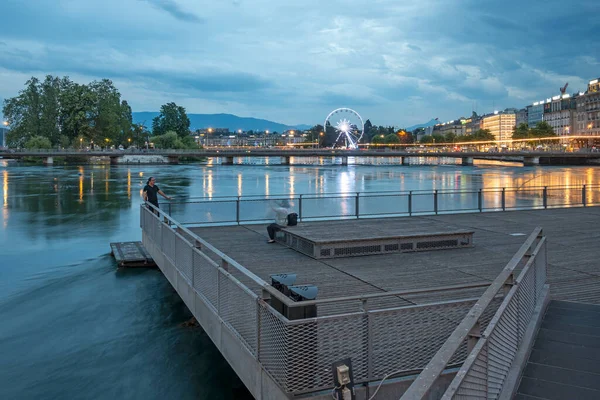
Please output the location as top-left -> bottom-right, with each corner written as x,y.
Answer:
80,137 -> 83,150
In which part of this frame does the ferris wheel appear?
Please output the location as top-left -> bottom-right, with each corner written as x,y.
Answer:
324,108 -> 364,149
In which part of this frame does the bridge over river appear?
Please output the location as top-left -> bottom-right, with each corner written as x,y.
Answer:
2,148 -> 600,166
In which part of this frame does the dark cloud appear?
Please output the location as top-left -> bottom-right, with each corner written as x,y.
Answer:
142,0 -> 203,23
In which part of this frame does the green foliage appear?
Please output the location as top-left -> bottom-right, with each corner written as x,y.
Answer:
420,135 -> 434,144
512,123 -> 530,139
151,131 -> 197,149
466,129 -> 495,142
384,133 -> 400,144
152,102 -> 191,138
531,121 -> 555,137
2,76 -> 134,148
24,135 -> 52,149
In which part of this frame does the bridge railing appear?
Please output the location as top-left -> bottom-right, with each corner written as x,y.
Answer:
166,184 -> 600,226
140,202 -> 548,396
400,228 -> 547,399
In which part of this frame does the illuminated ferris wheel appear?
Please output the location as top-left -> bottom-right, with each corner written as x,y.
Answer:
324,108 -> 364,149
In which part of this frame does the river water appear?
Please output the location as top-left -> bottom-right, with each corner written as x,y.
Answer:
0,158 -> 597,399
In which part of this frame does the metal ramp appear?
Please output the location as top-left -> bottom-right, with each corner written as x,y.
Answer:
515,300 -> 600,400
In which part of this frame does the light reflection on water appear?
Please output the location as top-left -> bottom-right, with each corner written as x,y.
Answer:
1,160 -> 600,399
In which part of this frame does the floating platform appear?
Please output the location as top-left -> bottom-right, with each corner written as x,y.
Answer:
110,241 -> 156,268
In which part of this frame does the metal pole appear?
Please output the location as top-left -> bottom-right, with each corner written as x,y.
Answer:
408,191 -> 412,216
299,194 -> 303,220
543,187 -> 548,209
236,196 -> 240,224
502,188 -> 506,211
355,192 -> 360,218
434,190 -> 438,214
478,189 -> 483,212
582,184 -> 587,207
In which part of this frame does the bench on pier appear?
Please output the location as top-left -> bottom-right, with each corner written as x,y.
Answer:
275,220 -> 474,259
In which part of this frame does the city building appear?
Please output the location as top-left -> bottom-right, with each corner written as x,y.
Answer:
464,117 -> 482,136
516,108 -> 528,127
436,119 -> 467,136
544,94 -> 576,136
481,112 -> 516,141
575,78 -> 600,137
527,103 -> 544,127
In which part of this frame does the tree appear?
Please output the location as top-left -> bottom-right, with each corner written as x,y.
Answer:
364,119 -> 372,137
420,135 -> 434,144
371,134 -> 386,144
3,77 -> 42,147
152,102 -> 191,138
384,133 -> 400,144
512,123 -> 530,140
470,129 -> 495,141
531,121 -> 555,138
39,75 -> 61,145
24,135 -> 52,149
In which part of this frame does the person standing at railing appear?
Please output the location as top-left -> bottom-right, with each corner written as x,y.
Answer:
142,176 -> 171,215
267,200 -> 297,243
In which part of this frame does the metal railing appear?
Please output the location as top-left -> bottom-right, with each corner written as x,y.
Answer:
400,228 -> 546,399
166,184 -> 600,226
140,203 -> 548,396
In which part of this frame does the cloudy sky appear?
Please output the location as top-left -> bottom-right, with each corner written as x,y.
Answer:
1,0 -> 599,127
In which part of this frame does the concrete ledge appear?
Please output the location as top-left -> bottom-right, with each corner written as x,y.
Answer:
498,284 -> 551,400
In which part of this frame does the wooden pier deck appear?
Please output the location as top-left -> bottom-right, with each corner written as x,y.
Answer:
189,207 -> 600,308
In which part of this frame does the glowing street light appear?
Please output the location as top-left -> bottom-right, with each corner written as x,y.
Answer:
80,137 -> 83,149
2,121 -> 8,127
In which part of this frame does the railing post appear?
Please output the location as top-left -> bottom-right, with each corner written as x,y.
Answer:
478,189 -> 483,212
299,194 -> 303,220
434,190 -> 438,214
408,191 -> 412,216
582,184 -> 587,207
502,187 -> 506,211
236,196 -> 240,224
355,192 -> 360,218
543,186 -> 548,209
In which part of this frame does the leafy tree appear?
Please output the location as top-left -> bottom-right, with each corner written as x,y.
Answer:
371,134 -> 386,144
364,119 -> 372,137
24,135 -> 52,149
384,133 -> 400,144
531,121 -> 555,137
420,135 -> 434,144
470,129 -> 495,141
152,102 -> 191,138
39,75 -> 61,145
4,77 -> 42,147
3,75 -> 134,148
512,123 -> 530,139
444,132 -> 458,143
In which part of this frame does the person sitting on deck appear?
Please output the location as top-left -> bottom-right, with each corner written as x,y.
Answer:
267,200 -> 297,243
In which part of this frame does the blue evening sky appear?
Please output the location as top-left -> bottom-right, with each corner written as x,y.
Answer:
1,0 -> 599,127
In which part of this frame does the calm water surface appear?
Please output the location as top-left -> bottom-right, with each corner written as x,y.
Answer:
1,159 -> 597,399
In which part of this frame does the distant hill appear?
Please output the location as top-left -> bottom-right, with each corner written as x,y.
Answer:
133,112 -> 311,133
405,119 -> 440,132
